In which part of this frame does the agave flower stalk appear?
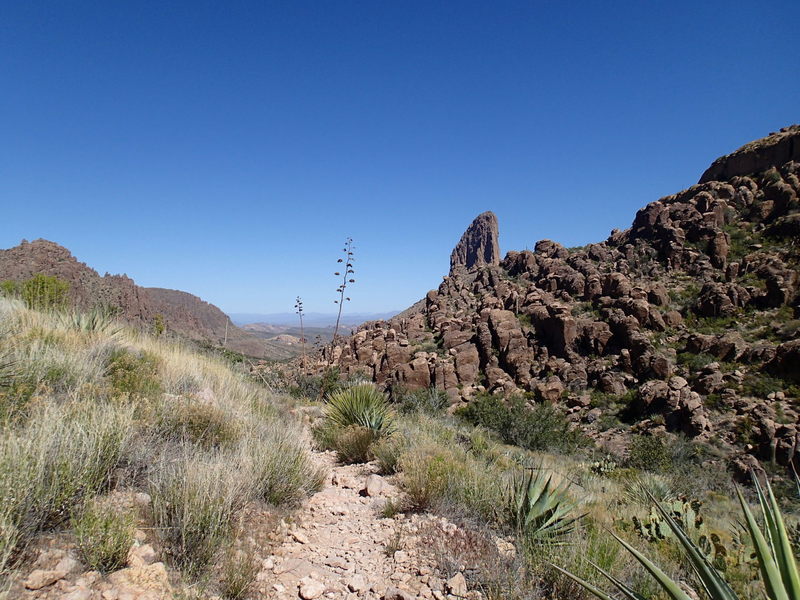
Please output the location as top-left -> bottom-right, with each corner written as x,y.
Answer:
294,296 -> 307,373
331,238 -> 355,359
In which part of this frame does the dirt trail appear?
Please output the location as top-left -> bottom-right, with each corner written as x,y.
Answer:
255,450 -> 456,600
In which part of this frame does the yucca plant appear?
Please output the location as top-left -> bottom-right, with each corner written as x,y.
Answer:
57,308 -> 122,337
324,384 -> 394,435
553,473 -> 800,600
506,468 -> 582,545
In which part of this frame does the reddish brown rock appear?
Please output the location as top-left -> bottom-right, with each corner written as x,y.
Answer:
450,211 -> 501,273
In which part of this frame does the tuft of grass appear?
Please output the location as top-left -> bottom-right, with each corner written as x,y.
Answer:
155,398 -> 241,449
242,425 -> 325,506
219,546 -> 258,600
149,449 -> 245,577
72,499 -> 135,573
0,402 -> 133,546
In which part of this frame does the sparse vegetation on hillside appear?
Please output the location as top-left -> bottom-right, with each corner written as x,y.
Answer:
0,296 -> 321,594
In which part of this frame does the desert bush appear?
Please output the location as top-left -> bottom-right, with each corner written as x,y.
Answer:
393,386 -> 449,415
398,443 -> 501,519
72,499 -> 135,573
0,402 -> 133,548
149,449 -> 245,576
324,424 -> 380,464
19,274 -> 70,311
373,434 -> 408,474
291,366 -> 343,399
626,434 -> 672,472
242,425 -> 324,506
106,347 -> 163,399
155,399 -> 240,449
315,383 -> 395,463
456,394 -> 589,454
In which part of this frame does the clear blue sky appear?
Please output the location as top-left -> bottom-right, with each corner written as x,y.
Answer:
1,1 -> 798,315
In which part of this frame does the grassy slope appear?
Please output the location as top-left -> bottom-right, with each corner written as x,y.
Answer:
0,297 -> 323,596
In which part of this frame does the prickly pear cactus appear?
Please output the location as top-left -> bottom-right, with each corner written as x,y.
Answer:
631,496 -> 737,571
590,456 -> 618,476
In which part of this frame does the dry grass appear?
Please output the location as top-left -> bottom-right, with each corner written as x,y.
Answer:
384,412 -> 767,600
0,297 -> 320,585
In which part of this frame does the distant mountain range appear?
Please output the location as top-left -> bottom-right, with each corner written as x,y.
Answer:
230,311 -> 399,327
0,240 -> 401,361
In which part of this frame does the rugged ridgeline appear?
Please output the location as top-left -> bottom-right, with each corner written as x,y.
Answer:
328,126 -> 800,467
0,239 -> 267,357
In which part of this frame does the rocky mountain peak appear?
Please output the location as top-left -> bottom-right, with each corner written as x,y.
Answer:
699,124 -> 800,183
449,211 -> 501,274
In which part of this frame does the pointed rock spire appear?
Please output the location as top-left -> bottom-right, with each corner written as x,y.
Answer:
449,211 -> 500,274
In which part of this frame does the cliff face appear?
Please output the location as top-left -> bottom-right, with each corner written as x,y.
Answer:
328,126 -> 800,469
0,240 -> 267,357
449,211 -> 501,273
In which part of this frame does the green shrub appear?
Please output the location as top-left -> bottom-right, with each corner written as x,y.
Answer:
741,373 -> 785,398
398,443 -> 500,519
393,386 -> 449,415
626,435 -> 671,472
315,384 -> 395,463
106,348 -> 163,399
72,499 -> 134,573
456,394 -> 589,454
324,384 -> 394,433
373,434 -> 408,474
155,400 -> 240,449
19,274 -> 70,311
676,351 -> 716,372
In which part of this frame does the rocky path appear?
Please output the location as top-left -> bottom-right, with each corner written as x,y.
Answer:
255,450 -> 466,600
12,450 -> 474,600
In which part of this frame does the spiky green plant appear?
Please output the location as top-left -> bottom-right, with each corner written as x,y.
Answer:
57,308 -> 122,337
324,384 -> 394,435
505,468 -> 582,545
553,474 -> 800,600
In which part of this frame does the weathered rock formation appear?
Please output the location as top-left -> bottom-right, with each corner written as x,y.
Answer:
449,211 -> 501,273
328,126 -> 800,468
0,239 -> 267,357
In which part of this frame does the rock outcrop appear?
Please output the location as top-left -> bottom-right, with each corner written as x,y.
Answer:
449,211 -> 501,273
0,239 -> 268,357
327,126 -> 800,468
